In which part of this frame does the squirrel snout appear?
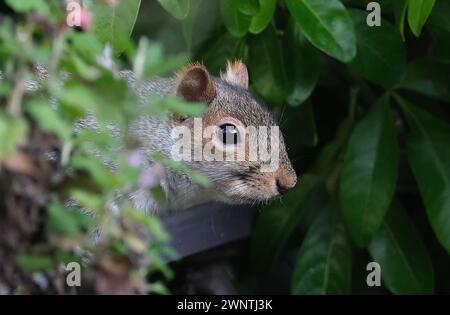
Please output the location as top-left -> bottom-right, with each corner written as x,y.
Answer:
275,169 -> 297,195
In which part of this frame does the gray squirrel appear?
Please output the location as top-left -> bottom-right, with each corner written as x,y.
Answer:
34,60 -> 298,215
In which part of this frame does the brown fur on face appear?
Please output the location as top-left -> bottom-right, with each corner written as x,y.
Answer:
175,61 -> 297,204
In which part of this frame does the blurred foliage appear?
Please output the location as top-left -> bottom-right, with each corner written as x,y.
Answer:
0,0 -> 449,295
0,0 -> 202,294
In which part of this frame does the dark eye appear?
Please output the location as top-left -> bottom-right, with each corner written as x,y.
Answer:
218,123 -> 240,145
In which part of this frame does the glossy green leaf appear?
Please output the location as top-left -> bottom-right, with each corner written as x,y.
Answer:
340,96 -> 399,247
394,0 -> 408,40
238,0 -> 260,16
407,0 -> 436,37
250,174 -> 322,273
426,0 -> 450,59
284,18 -> 320,106
157,0 -> 190,19
291,207 -> 352,294
398,58 -> 450,103
248,27 -> 288,105
86,0 -> 141,55
349,10 -> 406,87
369,201 -> 434,294
249,0 -> 276,34
285,0 -> 356,62
221,0 -> 251,38
396,96 -> 450,253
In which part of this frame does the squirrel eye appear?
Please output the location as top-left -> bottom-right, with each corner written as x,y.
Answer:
218,123 -> 239,145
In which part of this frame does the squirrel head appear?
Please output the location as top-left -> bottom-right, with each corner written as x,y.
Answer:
171,61 -> 297,205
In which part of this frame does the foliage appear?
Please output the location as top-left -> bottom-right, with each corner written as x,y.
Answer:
0,0 -> 198,294
1,0 -> 449,295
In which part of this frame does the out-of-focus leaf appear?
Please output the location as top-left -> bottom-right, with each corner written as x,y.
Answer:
426,0 -> 450,59
249,0 -> 276,34
157,0 -> 190,19
250,174 -> 322,273
16,254 -> 53,273
369,201 -> 434,294
71,155 -> 116,190
291,206 -> 352,294
285,0 -> 356,62
70,189 -> 103,213
350,10 -> 406,87
5,0 -> 50,17
221,0 -> 251,38
86,0 -> 141,55
398,58 -> 450,103
340,96 -> 398,247
26,100 -> 72,143
48,204 -> 94,236
0,114 -> 28,162
248,26 -> 288,105
407,0 -> 436,37
284,18 -> 320,106
152,152 -> 211,188
396,96 -> 450,253
149,96 -> 206,118
394,0 -> 408,40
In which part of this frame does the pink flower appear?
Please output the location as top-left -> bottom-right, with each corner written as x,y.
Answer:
79,7 -> 92,31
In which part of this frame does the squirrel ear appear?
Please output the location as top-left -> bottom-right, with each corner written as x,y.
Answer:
176,63 -> 216,104
221,60 -> 249,89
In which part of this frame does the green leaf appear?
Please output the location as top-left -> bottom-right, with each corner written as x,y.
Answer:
152,152 -> 211,188
248,26 -> 288,105
426,0 -> 450,59
5,0 -> 50,17
349,10 -> 406,87
238,0 -> 260,16
369,201 -> 434,294
398,58 -> 450,102
149,96 -> 206,118
407,0 -> 436,37
26,100 -> 72,143
250,174 -> 322,273
396,96 -> 450,253
291,207 -> 352,294
16,254 -> 53,273
86,0 -> 141,55
200,32 -> 247,74
285,0 -> 356,62
157,0 -> 190,19
181,0 -> 222,51
0,114 -> 28,162
284,18 -> 320,106
394,0 -> 408,40
47,204 -> 93,236
221,0 -> 252,38
249,0 -> 276,34
340,96 -> 399,247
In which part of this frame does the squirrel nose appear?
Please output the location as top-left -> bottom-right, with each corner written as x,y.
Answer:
275,169 -> 297,195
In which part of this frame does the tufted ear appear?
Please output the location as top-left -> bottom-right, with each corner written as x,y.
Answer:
176,63 -> 216,104
221,60 -> 249,89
